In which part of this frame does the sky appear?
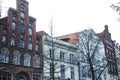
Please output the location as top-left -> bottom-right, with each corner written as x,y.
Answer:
1,0 -> 120,43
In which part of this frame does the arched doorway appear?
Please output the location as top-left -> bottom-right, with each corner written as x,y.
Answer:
16,74 -> 26,80
0,71 -> 12,80
16,71 -> 30,80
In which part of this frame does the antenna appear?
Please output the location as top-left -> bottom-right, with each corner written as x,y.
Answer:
0,0 -> 2,18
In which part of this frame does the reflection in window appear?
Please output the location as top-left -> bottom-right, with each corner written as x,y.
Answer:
28,42 -> 32,50
19,39 -> 24,48
33,54 -> 40,68
2,35 -> 6,43
0,47 -> 9,63
24,53 -> 31,66
13,50 -> 21,65
10,37 -> 15,46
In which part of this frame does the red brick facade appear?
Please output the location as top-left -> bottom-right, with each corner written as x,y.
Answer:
98,25 -> 118,75
0,0 -> 43,80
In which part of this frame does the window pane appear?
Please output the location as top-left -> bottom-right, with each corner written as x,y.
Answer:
11,22 -> 16,30
61,65 -> 65,78
28,28 -> 32,35
33,74 -> 41,80
0,47 -> 9,63
24,53 -> 31,66
2,36 -> 6,43
10,37 -> 15,46
13,50 -> 20,65
20,24 -> 24,33
60,51 -> 64,61
28,42 -> 32,50
33,55 -> 40,68
19,39 -> 24,48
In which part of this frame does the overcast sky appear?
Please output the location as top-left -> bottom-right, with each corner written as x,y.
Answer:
1,0 -> 120,43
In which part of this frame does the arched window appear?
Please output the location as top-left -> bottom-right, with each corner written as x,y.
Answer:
10,37 -> 15,46
24,53 -> 31,66
13,50 -> 21,65
0,71 -> 12,80
16,74 -> 26,80
19,39 -> 24,48
28,42 -> 32,50
33,54 -> 40,68
20,24 -> 24,34
28,28 -> 32,35
2,35 -> 6,43
11,22 -> 16,30
0,47 -> 9,63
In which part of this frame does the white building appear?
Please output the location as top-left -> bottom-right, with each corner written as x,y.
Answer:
42,34 -> 79,80
114,41 -> 120,79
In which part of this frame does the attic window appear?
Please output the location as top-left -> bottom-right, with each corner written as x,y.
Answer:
60,38 -> 70,42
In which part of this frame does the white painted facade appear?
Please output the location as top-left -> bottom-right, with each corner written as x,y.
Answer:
114,41 -> 120,79
78,29 -> 115,80
42,35 -> 79,80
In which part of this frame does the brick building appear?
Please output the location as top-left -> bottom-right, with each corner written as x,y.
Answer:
98,25 -> 118,79
0,0 -> 43,80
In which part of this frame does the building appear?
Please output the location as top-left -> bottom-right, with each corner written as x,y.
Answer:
57,25 -> 118,80
0,0 -> 43,80
114,41 -> 120,79
98,25 -> 118,80
37,31 -> 79,80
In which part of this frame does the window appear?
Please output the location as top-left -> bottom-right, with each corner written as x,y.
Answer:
60,51 -> 64,61
20,11 -> 25,19
2,35 -> 6,43
11,22 -> 16,30
20,24 -> 24,34
61,65 -> 65,78
33,54 -> 40,68
80,51 -> 86,62
19,39 -> 24,48
0,71 -> 12,80
70,67 -> 75,80
33,74 -> 42,80
70,54 -> 74,63
50,63 -> 54,76
16,74 -> 26,80
10,37 -> 15,46
28,42 -> 32,50
28,28 -> 32,35
35,44 -> 39,51
13,16 -> 16,20
81,66 -> 87,78
29,23 -> 32,27
24,53 -> 31,66
13,50 -> 21,65
0,47 -> 9,63
49,49 -> 54,59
